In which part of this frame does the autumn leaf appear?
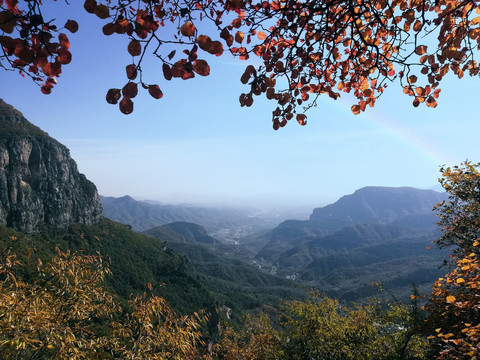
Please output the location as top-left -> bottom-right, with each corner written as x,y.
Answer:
122,82 -> 138,98
64,20 -> 79,33
415,45 -> 427,55
84,0 -> 97,14
126,64 -> 137,80
180,22 -> 196,37
127,40 -> 142,57
257,31 -> 267,40
148,84 -> 163,99
119,97 -> 134,114
94,4 -> 110,19
162,63 -> 172,80
235,31 -> 244,43
193,59 -> 210,76
106,88 -> 121,104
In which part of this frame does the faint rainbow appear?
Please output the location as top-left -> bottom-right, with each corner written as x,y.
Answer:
323,96 -> 453,167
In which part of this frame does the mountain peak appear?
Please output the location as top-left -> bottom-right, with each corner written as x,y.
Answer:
0,99 -> 49,138
0,100 -> 102,233
309,186 -> 446,226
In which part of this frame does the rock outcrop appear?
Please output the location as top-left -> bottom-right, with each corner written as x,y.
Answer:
0,99 -> 102,233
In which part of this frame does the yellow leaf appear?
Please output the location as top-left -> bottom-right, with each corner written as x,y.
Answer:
446,295 -> 456,303
456,278 -> 465,284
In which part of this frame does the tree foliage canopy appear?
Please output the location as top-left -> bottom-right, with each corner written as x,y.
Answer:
2,0 -> 480,127
425,161 -> 480,359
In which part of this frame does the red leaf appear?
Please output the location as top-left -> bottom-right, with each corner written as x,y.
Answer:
119,97 -> 134,114
209,41 -> 223,56
56,48 -> 72,65
126,64 -> 137,80
58,33 -> 70,49
84,0 -> 97,14
122,82 -> 138,98
128,40 -> 142,57
351,104 -> 361,115
162,63 -> 172,80
106,88 -> 121,104
102,23 -> 115,36
193,59 -> 210,76
94,4 -> 110,19
64,20 -> 79,33
148,84 -> 163,99
41,84 -> 52,94
0,11 -> 16,34
296,114 -> 307,125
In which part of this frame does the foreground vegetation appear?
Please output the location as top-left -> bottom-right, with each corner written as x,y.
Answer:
0,161 -> 479,359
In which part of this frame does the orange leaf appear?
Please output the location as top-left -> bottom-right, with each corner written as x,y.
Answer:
196,35 -> 212,52
235,31 -> 244,44
296,114 -> 307,125
257,31 -> 267,40
351,104 -> 361,115
180,22 -> 196,37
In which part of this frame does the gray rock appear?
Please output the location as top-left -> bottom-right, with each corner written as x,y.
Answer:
0,99 -> 102,233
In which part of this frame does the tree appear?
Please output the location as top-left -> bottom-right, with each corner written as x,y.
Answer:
424,161 -> 480,359
217,293 -> 430,360
0,242 -> 212,359
2,0 -> 480,127
424,250 -> 480,359
0,245 -> 116,359
434,161 -> 480,257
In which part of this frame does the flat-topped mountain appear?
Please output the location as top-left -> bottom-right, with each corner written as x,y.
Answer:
309,186 -> 446,229
0,99 -> 102,233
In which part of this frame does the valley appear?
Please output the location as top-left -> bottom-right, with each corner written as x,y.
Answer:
102,186 -> 449,303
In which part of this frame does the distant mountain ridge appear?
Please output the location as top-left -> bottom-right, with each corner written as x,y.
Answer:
309,186 -> 446,227
100,195 -> 288,235
251,186 -> 448,302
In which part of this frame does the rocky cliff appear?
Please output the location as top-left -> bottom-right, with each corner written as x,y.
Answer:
0,99 -> 102,233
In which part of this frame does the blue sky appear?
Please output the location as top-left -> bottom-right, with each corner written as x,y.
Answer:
1,2 -> 478,210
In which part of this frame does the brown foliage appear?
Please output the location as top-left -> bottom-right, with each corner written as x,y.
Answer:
2,0 -> 480,122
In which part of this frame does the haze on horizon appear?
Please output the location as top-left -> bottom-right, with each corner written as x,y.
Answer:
0,1 -> 477,211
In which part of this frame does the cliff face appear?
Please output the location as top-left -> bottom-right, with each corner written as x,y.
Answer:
0,99 -> 102,233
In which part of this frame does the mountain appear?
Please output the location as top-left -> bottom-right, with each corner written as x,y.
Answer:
257,186 -> 446,254
251,187 -> 448,302
0,99 -> 102,233
309,186 -> 446,227
100,194 -> 288,235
